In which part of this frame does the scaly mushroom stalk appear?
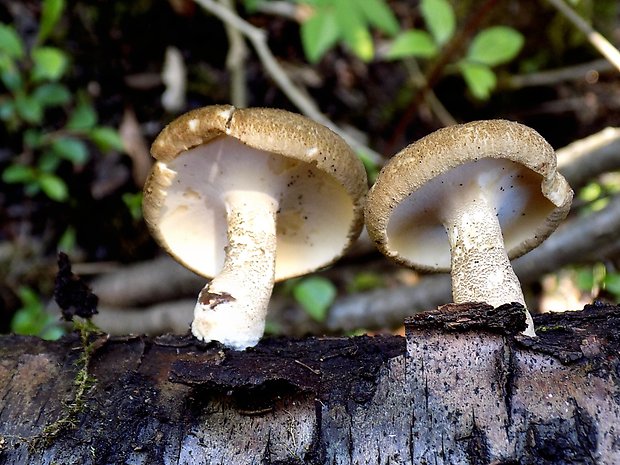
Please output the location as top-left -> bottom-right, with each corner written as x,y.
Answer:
443,190 -> 536,337
192,190 -> 279,349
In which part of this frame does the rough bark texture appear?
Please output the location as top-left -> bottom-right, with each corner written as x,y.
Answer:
1,303 -> 619,464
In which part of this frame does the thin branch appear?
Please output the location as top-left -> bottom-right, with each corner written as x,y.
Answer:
193,0 -> 384,164
557,127 -> 620,190
506,59 -> 613,89
545,0 -> 620,72
218,0 -> 248,107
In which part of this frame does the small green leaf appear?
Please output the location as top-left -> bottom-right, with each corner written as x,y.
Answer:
38,0 -> 65,44
122,192 -> 143,221
420,0 -> 455,46
31,46 -> 68,82
0,23 -> 24,58
38,172 -> 69,201
24,128 -> 44,148
51,137 -> 89,165
575,267 -> 594,292
604,272 -> 620,297
67,97 -> 97,130
347,271 -> 384,293
0,100 -> 15,121
89,126 -> 124,152
1,64 -> 23,92
15,93 -> 43,123
293,276 -> 337,322
32,82 -> 71,107
358,0 -> 400,37
386,29 -> 438,60
301,9 -> 340,63
2,164 -> 36,183
459,61 -> 496,100
466,26 -> 524,66
334,0 -> 374,61
58,226 -> 76,252
38,150 -> 62,173
357,150 -> 380,184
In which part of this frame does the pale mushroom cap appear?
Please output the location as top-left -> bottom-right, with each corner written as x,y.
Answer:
365,119 -> 573,271
143,105 -> 367,281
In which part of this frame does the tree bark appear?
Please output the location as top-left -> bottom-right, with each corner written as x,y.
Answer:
1,303 -> 619,464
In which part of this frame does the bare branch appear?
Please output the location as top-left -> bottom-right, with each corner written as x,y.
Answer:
557,127 -> 620,190
218,0 -> 248,107
506,59 -> 613,89
544,0 -> 620,72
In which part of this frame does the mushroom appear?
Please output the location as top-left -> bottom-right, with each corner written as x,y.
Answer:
143,105 -> 367,349
365,120 -> 573,336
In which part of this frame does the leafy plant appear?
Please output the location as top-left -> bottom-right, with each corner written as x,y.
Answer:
297,0 -> 399,63
385,0 -> 524,99
0,0 -> 123,202
10,286 -> 65,340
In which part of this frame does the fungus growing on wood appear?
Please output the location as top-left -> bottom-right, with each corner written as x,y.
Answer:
365,120 -> 573,336
143,105 -> 367,349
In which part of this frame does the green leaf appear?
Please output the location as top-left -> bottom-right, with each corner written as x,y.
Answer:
89,126 -> 124,152
0,100 -> 15,121
24,128 -> 44,148
31,46 -> 68,82
358,0 -> 400,37
459,61 -> 496,100
38,150 -> 62,173
334,0 -> 374,61
466,26 -> 524,66
67,97 -> 97,130
0,23 -> 24,58
386,29 -> 438,59
347,271 -> 384,293
57,226 -> 76,252
604,272 -> 620,298
301,9 -> 340,63
293,276 -> 337,322
38,172 -> 69,201
32,82 -> 71,107
2,164 -> 36,183
38,0 -> 65,44
122,192 -> 143,221
15,92 -> 43,123
51,137 -> 89,165
575,267 -> 594,292
420,0 -> 455,46
40,325 -> 65,341
0,60 -> 23,92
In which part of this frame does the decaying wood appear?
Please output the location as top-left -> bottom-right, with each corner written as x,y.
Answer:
1,303 -> 619,464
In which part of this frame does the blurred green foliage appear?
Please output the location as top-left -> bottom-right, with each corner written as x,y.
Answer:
10,286 -> 65,340
0,0 -> 123,202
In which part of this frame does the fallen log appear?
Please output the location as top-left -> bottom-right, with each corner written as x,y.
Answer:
0,302 -> 619,464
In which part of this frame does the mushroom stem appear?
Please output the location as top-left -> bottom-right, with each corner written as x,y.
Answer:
192,190 -> 279,349
443,191 -> 536,337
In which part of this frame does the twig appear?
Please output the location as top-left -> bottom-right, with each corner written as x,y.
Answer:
218,0 -> 248,107
193,0 -> 384,164
544,0 -> 620,73
506,59 -> 613,89
557,127 -> 620,190
403,58 -> 457,127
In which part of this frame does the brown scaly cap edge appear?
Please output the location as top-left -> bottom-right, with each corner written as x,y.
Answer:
365,119 -> 574,267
